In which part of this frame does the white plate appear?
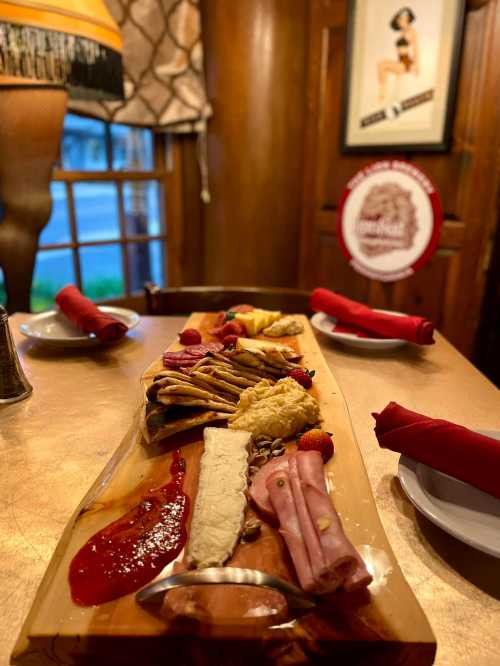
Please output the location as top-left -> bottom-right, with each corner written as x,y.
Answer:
19,306 -> 140,348
398,431 -> 500,558
310,311 -> 407,350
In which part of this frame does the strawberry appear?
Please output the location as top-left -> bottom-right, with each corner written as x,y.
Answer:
221,320 -> 246,338
179,328 -> 202,345
222,334 -> 238,348
288,368 -> 315,389
214,311 -> 226,327
297,429 -> 334,463
227,304 -> 254,316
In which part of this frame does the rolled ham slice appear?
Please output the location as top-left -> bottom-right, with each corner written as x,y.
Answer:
266,469 -> 315,592
296,451 -> 372,591
343,557 -> 374,592
249,455 -> 292,518
288,454 -> 328,586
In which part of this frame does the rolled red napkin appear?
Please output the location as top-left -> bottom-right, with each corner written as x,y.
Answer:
310,287 -> 435,344
55,285 -> 128,343
373,402 -> 500,499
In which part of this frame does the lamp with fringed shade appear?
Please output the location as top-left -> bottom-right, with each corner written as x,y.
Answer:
0,0 -> 123,97
0,1 -> 124,313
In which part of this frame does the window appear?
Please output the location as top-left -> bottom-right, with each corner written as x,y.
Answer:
30,113 -> 170,312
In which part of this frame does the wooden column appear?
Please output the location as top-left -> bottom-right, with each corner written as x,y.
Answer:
200,0 -> 308,287
0,87 -> 67,313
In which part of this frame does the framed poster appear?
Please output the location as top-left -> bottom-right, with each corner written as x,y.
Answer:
341,0 -> 465,152
337,160 -> 442,282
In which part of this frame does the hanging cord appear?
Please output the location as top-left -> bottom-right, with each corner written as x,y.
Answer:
197,108 -> 211,204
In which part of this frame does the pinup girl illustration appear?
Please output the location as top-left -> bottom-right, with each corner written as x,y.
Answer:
377,7 -> 419,102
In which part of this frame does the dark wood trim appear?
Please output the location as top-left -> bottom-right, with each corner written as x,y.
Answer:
38,235 -> 167,251
474,205 -> 500,387
116,180 -> 131,296
52,170 -> 164,182
314,210 -> 466,249
155,132 -> 171,287
177,133 -> 204,285
144,284 -> 313,315
65,181 -> 82,289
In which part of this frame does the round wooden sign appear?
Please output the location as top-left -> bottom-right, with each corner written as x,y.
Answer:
337,160 -> 442,282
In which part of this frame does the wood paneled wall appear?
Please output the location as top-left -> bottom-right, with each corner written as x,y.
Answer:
192,0 -> 500,357
199,0 -> 309,287
299,0 -> 500,356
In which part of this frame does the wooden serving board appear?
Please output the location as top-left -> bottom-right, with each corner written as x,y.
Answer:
13,314 -> 436,666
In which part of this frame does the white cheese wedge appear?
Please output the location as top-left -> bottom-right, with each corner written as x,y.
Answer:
187,427 -> 252,568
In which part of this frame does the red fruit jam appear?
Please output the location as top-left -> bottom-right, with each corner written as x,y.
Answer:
69,451 -> 189,606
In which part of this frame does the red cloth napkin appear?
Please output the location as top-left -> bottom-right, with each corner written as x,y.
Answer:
373,402 -> 500,499
310,288 -> 435,344
55,285 -> 128,343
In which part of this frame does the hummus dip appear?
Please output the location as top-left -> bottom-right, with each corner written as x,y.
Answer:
228,377 -> 319,439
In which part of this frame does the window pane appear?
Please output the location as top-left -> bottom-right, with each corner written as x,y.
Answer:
31,249 -> 76,312
80,244 -> 124,299
74,183 -> 120,242
62,113 -> 107,171
111,125 -> 153,171
0,267 -> 5,306
123,181 -> 162,236
127,240 -> 165,293
40,182 -> 71,245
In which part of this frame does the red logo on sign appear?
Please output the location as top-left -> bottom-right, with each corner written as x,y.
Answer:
337,161 -> 442,281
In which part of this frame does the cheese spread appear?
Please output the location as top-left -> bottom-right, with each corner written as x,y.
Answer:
228,377 -> 320,439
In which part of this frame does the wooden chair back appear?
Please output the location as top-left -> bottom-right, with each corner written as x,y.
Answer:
144,283 -> 312,316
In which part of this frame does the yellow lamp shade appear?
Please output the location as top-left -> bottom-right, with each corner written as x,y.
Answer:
0,0 -> 123,100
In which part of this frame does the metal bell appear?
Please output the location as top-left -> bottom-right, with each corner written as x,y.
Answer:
0,305 -> 33,403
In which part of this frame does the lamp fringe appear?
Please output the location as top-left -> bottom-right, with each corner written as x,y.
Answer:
0,22 -> 123,100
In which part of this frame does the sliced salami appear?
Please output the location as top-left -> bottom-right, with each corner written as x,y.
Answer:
163,359 -> 195,370
163,352 -> 198,360
184,342 -> 224,355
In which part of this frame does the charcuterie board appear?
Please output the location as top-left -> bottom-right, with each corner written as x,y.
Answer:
12,313 -> 436,665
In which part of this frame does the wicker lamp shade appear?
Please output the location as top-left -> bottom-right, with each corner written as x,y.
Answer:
0,0 -> 123,100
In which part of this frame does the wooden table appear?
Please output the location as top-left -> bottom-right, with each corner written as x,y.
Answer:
2,314 -> 500,665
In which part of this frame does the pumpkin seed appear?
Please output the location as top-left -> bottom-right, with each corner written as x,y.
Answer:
241,519 -> 262,542
249,453 -> 268,467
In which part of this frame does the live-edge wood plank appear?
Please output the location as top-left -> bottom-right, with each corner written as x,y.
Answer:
12,314 -> 436,666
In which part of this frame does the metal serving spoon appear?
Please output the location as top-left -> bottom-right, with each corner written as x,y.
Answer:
136,567 -> 316,610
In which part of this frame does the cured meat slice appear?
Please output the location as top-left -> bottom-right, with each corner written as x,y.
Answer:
266,468 -> 315,592
249,455 -> 291,518
296,451 -> 369,590
288,454 -> 328,585
343,557 -> 373,592
163,359 -> 198,369
252,451 -> 372,594
162,343 -> 225,369
184,342 -> 224,355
